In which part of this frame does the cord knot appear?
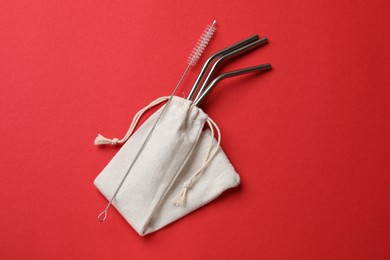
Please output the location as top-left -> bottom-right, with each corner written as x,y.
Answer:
111,138 -> 119,145
183,180 -> 192,190
173,181 -> 193,207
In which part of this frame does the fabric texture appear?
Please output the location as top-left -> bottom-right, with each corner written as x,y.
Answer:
94,96 -> 240,235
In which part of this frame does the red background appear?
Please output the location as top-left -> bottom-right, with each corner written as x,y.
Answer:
1,0 -> 390,259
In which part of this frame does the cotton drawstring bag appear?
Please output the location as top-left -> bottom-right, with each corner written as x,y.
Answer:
94,96 -> 240,236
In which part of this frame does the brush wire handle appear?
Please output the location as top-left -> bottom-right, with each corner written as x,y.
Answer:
97,21 -> 217,222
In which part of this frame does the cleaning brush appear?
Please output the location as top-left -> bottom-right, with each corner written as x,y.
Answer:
188,20 -> 217,66
97,21 -> 217,222
174,20 -> 217,96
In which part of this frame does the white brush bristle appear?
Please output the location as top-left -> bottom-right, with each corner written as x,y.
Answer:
187,21 -> 217,66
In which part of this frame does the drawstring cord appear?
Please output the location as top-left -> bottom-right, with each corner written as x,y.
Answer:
94,96 -> 221,210
173,117 -> 221,206
94,96 -> 170,146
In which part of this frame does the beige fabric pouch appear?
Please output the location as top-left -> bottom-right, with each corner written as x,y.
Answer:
94,96 -> 240,235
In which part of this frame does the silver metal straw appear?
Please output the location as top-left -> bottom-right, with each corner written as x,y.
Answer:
193,64 -> 272,106
193,37 -> 268,102
187,34 -> 259,100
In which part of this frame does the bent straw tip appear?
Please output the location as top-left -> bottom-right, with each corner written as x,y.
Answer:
259,37 -> 269,44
